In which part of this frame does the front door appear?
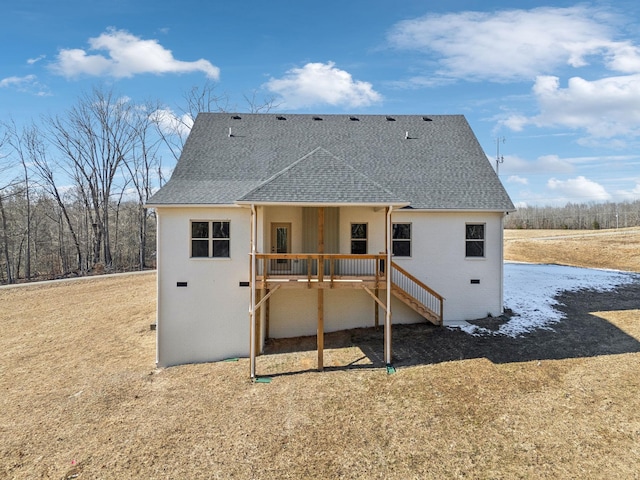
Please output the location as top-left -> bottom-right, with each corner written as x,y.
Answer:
270,223 -> 291,273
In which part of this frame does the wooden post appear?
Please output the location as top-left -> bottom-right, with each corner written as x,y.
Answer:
265,289 -> 270,339
374,288 -> 379,328
384,206 -> 393,365
249,205 -> 257,379
255,289 -> 262,355
318,289 -> 324,371
317,207 -> 325,371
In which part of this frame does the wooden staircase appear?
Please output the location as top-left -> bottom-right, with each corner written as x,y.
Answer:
391,262 -> 444,325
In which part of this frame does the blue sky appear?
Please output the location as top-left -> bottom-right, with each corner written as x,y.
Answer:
2,0 -> 640,207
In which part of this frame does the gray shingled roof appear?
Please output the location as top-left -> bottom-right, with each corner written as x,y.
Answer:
238,147 -> 407,205
147,113 -> 515,211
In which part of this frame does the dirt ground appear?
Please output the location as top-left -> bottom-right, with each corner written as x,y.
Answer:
263,280 -> 640,371
1,231 -> 640,479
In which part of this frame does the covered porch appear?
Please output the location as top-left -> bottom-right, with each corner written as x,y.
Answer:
245,204 -> 444,380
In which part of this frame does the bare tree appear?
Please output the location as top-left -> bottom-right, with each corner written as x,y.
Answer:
4,120 -> 34,280
0,127 -> 20,283
243,89 -> 280,114
121,101 -> 162,269
0,190 -> 15,283
151,80 -> 229,162
23,122 -> 85,273
44,87 -> 139,269
505,200 -> 640,230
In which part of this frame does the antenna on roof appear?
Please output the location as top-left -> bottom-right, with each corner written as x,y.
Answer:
495,137 -> 506,174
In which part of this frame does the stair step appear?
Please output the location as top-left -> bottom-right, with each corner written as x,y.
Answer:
391,286 -> 440,325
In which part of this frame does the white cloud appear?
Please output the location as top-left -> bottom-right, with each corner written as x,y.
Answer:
500,154 -> 574,176
507,175 -> 528,185
0,75 -> 37,88
614,183 -> 640,201
547,176 -> 611,202
27,55 -> 46,65
0,74 -> 50,96
605,43 -> 640,73
51,28 -> 220,79
502,115 -> 529,132
150,108 -> 193,138
264,62 -> 382,109
387,6 -> 637,82
517,74 -> 640,138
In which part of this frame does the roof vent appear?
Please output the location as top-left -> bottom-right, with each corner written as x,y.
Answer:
312,116 -> 323,121
422,117 -> 432,121
386,116 -> 396,121
231,115 -> 241,120
276,115 -> 287,120
349,116 -> 360,121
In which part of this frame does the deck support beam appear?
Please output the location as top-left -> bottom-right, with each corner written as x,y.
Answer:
249,204 -> 258,380
363,286 -> 388,312
384,206 -> 393,365
317,207 -> 325,371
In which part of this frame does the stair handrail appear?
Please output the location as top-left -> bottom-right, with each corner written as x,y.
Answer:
391,261 -> 444,323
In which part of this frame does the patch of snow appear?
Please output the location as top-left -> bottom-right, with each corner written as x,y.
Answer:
454,263 -> 639,337
451,323 -> 489,336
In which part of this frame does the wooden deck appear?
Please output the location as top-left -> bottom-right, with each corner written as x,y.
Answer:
255,253 -> 387,289
249,253 -> 444,378
253,253 -> 443,325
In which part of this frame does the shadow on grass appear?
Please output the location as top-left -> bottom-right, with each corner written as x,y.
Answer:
260,281 -> 640,377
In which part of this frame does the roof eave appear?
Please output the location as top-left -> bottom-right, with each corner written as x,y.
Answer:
235,200 -> 411,208
145,202 -> 241,209
402,207 -> 517,213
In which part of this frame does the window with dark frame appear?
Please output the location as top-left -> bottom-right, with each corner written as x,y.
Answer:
191,221 -> 209,257
212,221 -> 230,257
465,223 -> 485,257
392,223 -> 411,257
191,221 -> 230,258
350,223 -> 367,254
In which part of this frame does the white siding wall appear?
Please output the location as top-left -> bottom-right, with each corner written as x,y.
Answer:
156,206 -> 506,364
156,206 -> 251,367
269,289 -> 377,338
391,210 -> 505,323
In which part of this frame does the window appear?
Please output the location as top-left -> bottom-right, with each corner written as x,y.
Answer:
351,223 -> 367,254
392,223 -> 411,257
465,224 -> 485,257
191,221 -> 230,258
191,222 -> 209,257
212,221 -> 230,257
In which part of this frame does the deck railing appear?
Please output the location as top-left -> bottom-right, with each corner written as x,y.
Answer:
255,253 -> 386,284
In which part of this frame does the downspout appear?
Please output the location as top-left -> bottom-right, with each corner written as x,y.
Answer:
249,204 -> 257,379
155,209 -> 161,366
385,205 -> 393,365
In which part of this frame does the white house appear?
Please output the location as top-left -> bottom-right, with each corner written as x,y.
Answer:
147,113 -> 515,377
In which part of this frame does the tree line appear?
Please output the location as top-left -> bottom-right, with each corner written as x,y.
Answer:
504,200 -> 640,230
0,84 -> 277,285
0,88 -> 166,284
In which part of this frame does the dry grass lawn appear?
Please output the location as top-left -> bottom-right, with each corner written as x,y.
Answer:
505,227 -> 640,273
2,230 -> 640,479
